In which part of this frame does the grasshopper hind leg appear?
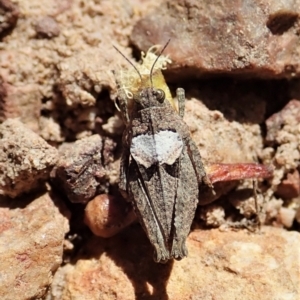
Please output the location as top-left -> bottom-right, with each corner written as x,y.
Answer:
153,243 -> 170,263
171,238 -> 188,260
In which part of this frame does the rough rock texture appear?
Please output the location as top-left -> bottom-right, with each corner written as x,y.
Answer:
184,98 -> 263,165
276,169 -> 300,199
181,95 -> 268,207
0,0 -> 19,38
34,16 -> 60,39
51,135 -> 115,203
267,103 -> 300,182
48,225 -> 300,300
0,0 -> 299,298
0,0 -> 158,142
278,206 -> 297,228
0,119 -> 58,198
131,0 -> 300,79
0,80 -> 41,132
260,99 -> 300,226
0,192 -> 69,299
265,99 -> 300,148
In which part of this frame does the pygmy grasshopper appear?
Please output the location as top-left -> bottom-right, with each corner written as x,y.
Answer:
114,41 -> 213,262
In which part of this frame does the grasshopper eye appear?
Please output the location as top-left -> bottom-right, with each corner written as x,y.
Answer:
154,89 -> 165,103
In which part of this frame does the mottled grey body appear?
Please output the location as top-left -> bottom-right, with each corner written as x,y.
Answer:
118,87 -> 209,262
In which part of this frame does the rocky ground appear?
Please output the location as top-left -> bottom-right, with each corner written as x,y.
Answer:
0,0 -> 299,299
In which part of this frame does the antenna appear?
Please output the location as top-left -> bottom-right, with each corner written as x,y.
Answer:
113,46 -> 142,81
149,39 -> 171,88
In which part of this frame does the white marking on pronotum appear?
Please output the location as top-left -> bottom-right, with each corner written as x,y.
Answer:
131,131 -> 183,168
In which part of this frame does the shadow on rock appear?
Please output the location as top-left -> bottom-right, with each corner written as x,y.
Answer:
77,224 -> 173,300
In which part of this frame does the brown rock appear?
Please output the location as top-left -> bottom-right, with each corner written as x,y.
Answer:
39,115 -> 65,143
0,79 -> 41,132
0,0 -> 19,38
199,163 -> 273,206
296,206 -> 300,223
35,16 -> 60,39
0,0 -> 156,142
57,47 -> 116,107
52,135 -> 116,203
184,99 -> 263,165
207,163 -> 274,184
84,194 -> 136,238
0,119 -> 58,198
276,170 -> 300,199
199,204 -> 226,227
277,207 -> 296,228
0,192 -> 69,299
49,225 -> 300,300
131,0 -> 300,79
262,100 -> 300,203
266,99 -> 300,144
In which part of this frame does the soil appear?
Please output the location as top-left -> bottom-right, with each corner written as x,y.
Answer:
0,0 -> 299,299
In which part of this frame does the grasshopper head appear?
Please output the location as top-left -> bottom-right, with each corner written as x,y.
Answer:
134,87 -> 166,109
